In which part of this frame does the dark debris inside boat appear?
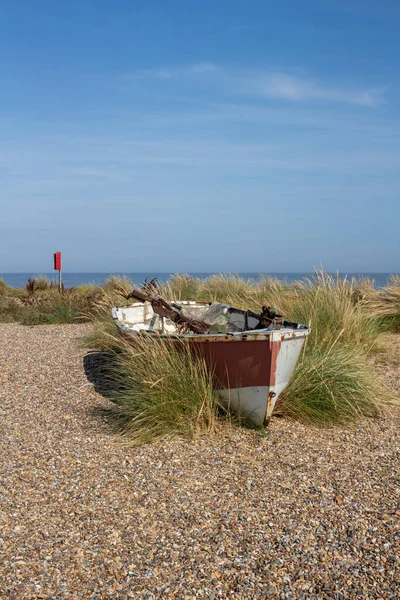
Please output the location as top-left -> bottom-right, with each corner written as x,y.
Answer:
118,279 -> 306,336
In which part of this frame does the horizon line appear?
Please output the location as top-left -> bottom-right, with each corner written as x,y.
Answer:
1,270 -> 398,275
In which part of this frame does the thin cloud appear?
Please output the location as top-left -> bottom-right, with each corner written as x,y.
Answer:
254,72 -> 385,107
191,63 -> 218,73
130,63 -> 386,107
134,63 -> 218,79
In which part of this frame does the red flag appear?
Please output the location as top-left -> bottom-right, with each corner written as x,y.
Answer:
54,251 -> 62,271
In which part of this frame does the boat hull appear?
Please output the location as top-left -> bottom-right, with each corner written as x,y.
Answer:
112,302 -> 310,425
185,331 -> 308,425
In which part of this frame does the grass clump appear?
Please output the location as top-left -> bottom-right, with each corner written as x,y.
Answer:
88,333 -> 219,445
160,274 -> 202,301
103,275 -> 134,297
223,271 -> 381,351
81,293 -> 221,445
283,272 -> 381,350
0,297 -> 24,322
161,273 -> 257,303
269,273 -> 394,424
35,275 -> 53,291
0,278 -> 8,296
0,278 -> 109,325
20,307 -> 52,326
368,275 -> 400,333
46,301 -> 79,324
200,274 -> 254,303
278,339 -> 391,425
18,298 -> 80,325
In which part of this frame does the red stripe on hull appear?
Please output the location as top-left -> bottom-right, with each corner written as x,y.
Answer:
191,338 -> 281,389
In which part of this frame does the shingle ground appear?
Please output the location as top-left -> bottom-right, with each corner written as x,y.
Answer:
0,324 -> 399,599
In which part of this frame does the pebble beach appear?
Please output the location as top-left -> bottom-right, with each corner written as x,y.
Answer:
0,323 -> 399,599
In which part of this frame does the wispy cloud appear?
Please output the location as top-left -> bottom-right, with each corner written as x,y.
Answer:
134,63 -> 218,80
190,63 -> 218,74
130,63 -> 386,107
252,72 -> 385,107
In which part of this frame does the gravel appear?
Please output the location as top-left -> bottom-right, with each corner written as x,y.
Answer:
0,323 -> 399,599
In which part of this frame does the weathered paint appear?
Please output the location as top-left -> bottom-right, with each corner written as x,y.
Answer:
112,301 -> 311,425
211,334 -> 306,425
188,338 -> 281,388
218,386 -> 274,424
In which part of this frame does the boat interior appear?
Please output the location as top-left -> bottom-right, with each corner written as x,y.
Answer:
113,301 -> 308,335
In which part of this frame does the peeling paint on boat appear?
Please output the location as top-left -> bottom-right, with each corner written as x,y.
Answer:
112,301 -> 311,425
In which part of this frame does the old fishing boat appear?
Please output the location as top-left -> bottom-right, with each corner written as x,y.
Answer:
112,290 -> 310,426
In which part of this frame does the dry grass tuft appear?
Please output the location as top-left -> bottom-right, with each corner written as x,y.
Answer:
160,273 -> 202,301
103,275 -> 134,297
87,333 -> 220,445
0,277 -> 8,296
366,275 -> 400,332
278,339 -> 395,425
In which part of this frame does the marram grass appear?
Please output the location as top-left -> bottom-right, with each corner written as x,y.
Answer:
161,273 -> 203,301
278,338 -> 393,425
367,274 -> 400,333
80,271 -> 399,444
223,271 -> 382,351
2,270 -> 399,337
92,333 -> 220,445
1,270 -> 398,439
0,277 -> 126,325
0,277 -> 8,297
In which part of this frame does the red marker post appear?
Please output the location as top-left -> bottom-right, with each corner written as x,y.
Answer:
54,251 -> 62,292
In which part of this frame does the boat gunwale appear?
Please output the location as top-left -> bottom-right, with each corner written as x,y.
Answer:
112,303 -> 311,342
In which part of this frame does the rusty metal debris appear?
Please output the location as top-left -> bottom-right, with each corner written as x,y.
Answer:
123,281 -> 285,336
126,287 -> 210,334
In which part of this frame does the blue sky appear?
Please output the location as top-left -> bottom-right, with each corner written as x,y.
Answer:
1,0 -> 399,272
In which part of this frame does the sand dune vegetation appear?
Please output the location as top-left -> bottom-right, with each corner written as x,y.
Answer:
1,272 -> 399,440
80,272 -> 399,441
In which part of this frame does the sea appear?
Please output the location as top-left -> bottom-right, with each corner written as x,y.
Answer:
1,272 -> 398,289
